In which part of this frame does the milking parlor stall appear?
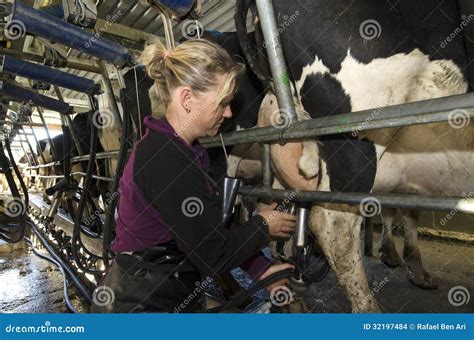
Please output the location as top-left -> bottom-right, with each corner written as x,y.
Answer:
0,0 -> 473,338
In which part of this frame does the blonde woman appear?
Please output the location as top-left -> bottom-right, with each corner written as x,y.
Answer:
91,39 -> 295,313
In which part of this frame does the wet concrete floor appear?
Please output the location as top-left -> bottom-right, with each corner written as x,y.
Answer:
0,240 -> 88,313
0,231 -> 472,313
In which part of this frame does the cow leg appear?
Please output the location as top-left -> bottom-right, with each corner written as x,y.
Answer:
310,205 -> 380,312
401,209 -> 437,289
379,208 -> 403,268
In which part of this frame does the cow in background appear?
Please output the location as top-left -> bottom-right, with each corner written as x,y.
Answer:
37,111 -> 108,202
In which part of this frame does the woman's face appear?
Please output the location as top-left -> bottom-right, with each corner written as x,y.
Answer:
191,74 -> 233,137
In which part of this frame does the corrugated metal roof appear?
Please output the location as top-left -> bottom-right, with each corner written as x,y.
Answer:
6,0 -> 253,150
35,0 -> 252,103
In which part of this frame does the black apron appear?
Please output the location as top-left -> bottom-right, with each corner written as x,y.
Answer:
90,242 -> 203,313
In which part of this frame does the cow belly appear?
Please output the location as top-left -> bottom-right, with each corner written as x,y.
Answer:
373,123 -> 474,196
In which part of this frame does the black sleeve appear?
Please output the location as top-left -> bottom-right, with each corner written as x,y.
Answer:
133,133 -> 270,277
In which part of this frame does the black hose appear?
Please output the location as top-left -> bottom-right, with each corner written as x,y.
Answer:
210,268 -> 295,313
102,73 -> 134,267
71,95 -> 102,275
24,236 -> 78,313
26,220 -> 93,304
235,0 -> 272,90
0,141 -> 26,243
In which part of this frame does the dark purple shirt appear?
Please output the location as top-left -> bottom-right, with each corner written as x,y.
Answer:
111,116 -> 271,280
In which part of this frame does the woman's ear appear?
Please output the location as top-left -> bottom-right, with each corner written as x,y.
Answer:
179,86 -> 193,113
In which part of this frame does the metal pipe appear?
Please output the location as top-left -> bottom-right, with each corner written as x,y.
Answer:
0,47 -> 102,73
71,150 -> 120,162
262,143 -> 272,188
11,2 -> 132,67
0,81 -> 73,115
238,187 -> 474,214
24,149 -> 122,169
20,127 -> 39,165
1,55 -> 100,95
97,61 -> 122,125
200,93 -> 474,147
295,206 -> 309,248
26,116 -> 47,164
256,0 -> 297,123
36,106 -> 56,160
0,120 -> 50,127
24,172 -> 113,181
54,86 -> 84,156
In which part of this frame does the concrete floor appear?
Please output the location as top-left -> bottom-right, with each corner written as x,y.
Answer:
0,231 -> 472,313
303,232 -> 474,313
0,240 -> 88,313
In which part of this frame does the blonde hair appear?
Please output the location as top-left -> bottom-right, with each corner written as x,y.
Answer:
140,39 -> 244,116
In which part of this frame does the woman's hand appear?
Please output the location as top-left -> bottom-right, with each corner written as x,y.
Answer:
258,203 -> 296,240
259,263 -> 295,293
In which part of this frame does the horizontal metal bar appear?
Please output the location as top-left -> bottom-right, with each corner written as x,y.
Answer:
200,93 -> 474,147
239,187 -> 474,214
70,150 -> 120,162
0,48 -> 101,73
0,120 -> 51,127
25,172 -> 113,182
1,55 -> 101,94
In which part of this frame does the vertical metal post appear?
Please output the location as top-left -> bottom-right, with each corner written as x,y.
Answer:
26,116 -> 47,164
262,143 -> 272,188
54,86 -> 85,156
36,106 -> 57,160
20,127 -> 39,165
256,0 -> 297,123
97,61 -> 122,125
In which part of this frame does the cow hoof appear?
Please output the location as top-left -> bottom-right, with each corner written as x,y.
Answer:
407,270 -> 438,290
379,245 -> 403,268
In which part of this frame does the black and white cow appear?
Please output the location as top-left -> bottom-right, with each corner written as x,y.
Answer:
37,111 -> 107,201
238,0 -> 473,312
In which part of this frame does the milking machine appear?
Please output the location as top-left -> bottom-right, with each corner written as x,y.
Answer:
215,176 -> 330,312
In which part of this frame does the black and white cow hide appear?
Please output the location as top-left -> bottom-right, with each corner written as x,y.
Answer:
240,0 -> 473,312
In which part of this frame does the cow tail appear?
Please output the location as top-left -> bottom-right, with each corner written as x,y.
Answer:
235,0 -> 272,90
